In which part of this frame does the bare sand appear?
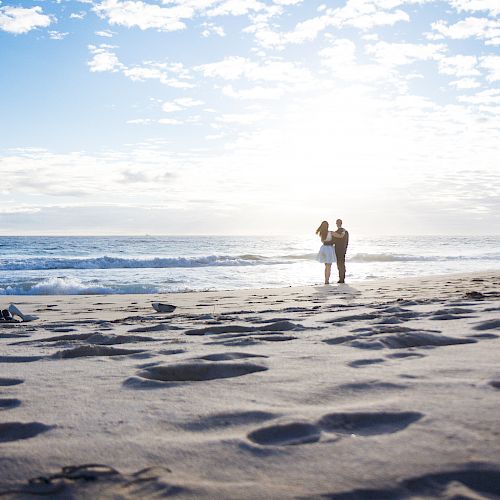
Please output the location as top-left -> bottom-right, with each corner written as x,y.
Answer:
1,271 -> 499,498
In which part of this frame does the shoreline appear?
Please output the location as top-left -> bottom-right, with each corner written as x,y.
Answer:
1,270 -> 499,498
3,268 -> 500,301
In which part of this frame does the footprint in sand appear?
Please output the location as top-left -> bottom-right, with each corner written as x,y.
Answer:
325,330 -> 476,350
337,381 -> 408,393
54,346 -> 146,359
473,319 -> 500,331
185,320 -> 302,336
348,358 -> 386,367
317,411 -> 423,436
208,338 -> 261,347
386,352 -> 426,359
181,410 -> 278,431
137,361 -> 268,382
489,380 -> 500,390
0,333 -> 31,339
467,333 -> 498,340
14,332 -> 157,346
325,466 -> 500,499
247,421 -> 322,446
127,324 -> 171,333
0,398 -> 22,410
195,352 -> 268,361
0,377 -> 24,386
0,355 -> 44,363
0,422 -> 53,443
256,334 -> 297,342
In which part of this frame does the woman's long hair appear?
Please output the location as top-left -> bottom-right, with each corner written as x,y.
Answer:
316,221 -> 329,242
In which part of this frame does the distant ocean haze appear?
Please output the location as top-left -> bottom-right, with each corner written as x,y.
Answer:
0,236 -> 499,295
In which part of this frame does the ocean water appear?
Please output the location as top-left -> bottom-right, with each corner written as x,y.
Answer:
0,235 -> 499,295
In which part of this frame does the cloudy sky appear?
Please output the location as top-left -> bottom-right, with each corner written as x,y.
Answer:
1,0 -> 499,235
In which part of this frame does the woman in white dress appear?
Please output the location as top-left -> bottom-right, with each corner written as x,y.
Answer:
316,221 -> 345,284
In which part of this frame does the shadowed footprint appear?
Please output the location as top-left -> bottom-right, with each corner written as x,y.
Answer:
332,332 -> 476,350
318,411 -> 423,436
323,466 -> 500,499
473,319 -> 500,331
386,352 -> 426,359
257,334 -> 296,342
0,377 -> 24,386
13,332 -> 155,346
0,355 -> 44,363
181,410 -> 278,431
54,346 -> 145,359
0,333 -> 31,339
185,320 -> 302,336
128,324 -> 170,333
348,358 -> 386,367
0,398 -> 22,410
247,422 -> 321,446
196,352 -> 268,361
0,422 -> 53,443
467,333 -> 498,340
337,381 -> 408,393
138,361 -> 267,382
489,380 -> 500,390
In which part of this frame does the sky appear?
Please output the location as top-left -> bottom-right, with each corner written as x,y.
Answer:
1,0 -> 500,235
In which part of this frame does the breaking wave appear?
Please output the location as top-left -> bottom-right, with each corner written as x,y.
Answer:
1,251 -> 499,271
0,255 -> 268,271
0,277 -> 192,295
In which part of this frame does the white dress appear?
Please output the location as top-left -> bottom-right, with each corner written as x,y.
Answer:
317,231 -> 335,264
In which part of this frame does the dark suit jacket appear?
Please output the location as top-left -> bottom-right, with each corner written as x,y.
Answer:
334,229 -> 349,256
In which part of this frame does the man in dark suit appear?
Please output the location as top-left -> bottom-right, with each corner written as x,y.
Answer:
333,219 -> 349,283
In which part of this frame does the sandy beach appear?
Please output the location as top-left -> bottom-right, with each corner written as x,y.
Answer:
1,271 -> 499,498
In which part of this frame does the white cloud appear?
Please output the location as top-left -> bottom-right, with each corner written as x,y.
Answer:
479,55 -> 500,82
158,118 -> 183,124
450,77 -> 481,88
319,39 -> 357,68
161,97 -> 204,112
123,62 -> 195,88
88,44 -> 124,72
196,56 -> 311,83
365,41 -> 447,66
48,30 -> 69,40
162,102 -> 183,112
222,84 -> 285,99
126,118 -> 153,124
273,0 -> 302,5
438,55 -> 479,77
95,29 -> 114,37
70,12 -> 87,20
216,111 -> 269,124
201,22 -> 225,37
246,0 -> 416,49
430,17 -> 500,45
458,89 -> 500,104
206,0 -> 266,17
93,0 -> 192,31
449,0 -> 500,16
0,5 -> 52,34
175,97 -> 204,107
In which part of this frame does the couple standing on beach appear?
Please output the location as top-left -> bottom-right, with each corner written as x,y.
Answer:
316,219 -> 349,285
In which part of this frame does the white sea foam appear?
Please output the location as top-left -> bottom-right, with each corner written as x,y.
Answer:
0,277 -> 175,295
